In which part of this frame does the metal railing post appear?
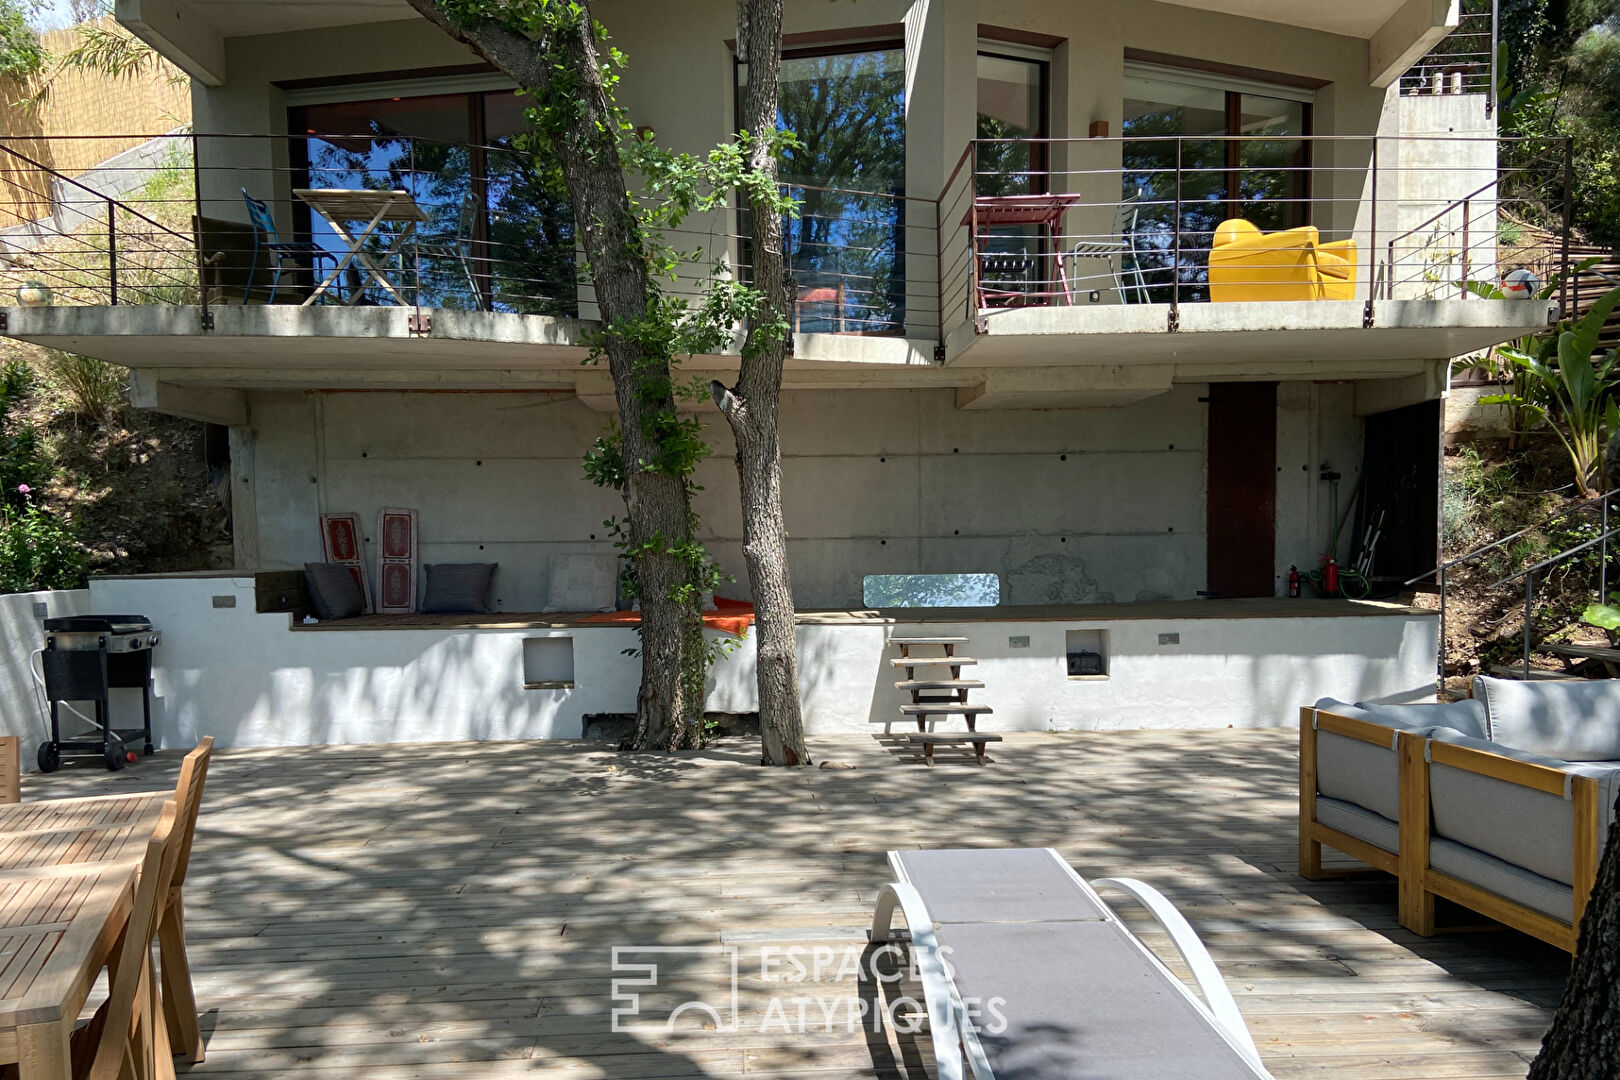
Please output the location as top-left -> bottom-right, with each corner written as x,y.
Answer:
1523,570 -> 1534,680
1561,137 -> 1574,317
1170,138 -> 1181,330
1488,0 -> 1499,119
1438,564 -> 1448,693
106,198 -> 117,306
1369,137 -> 1380,301
1460,196 -> 1470,295
193,131 -> 209,324
1604,494 -> 1611,603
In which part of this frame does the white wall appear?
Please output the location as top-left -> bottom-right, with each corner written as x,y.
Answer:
89,575 -> 1437,747
234,386 -> 1213,610
0,589 -> 92,750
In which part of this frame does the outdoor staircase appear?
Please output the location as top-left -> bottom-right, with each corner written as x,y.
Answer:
884,637 -> 1001,765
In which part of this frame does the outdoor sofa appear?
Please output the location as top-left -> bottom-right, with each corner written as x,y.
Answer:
1299,675 -> 1620,951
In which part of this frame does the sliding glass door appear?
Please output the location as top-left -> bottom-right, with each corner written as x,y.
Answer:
1122,65 -> 1310,302
290,90 -> 575,315
742,43 -> 906,334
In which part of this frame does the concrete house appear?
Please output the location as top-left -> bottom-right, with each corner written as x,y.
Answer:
0,0 -> 1552,747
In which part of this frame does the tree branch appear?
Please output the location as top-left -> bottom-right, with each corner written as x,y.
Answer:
400,0 -> 554,89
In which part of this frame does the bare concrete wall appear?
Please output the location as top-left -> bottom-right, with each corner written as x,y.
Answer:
236,386 -> 1220,609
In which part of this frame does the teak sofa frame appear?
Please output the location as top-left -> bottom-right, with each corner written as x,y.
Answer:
1299,706 -> 1599,954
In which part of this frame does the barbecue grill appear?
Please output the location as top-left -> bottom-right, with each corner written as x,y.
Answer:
39,614 -> 159,772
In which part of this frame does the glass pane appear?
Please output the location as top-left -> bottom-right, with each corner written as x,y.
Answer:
748,47 -> 906,334
862,573 -> 1001,608
1122,73 -> 1228,303
1236,93 -> 1308,231
482,90 -> 577,317
295,94 -> 475,308
976,54 -> 1047,299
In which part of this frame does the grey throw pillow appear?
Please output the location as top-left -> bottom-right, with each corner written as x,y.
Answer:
422,563 -> 497,614
304,562 -> 366,621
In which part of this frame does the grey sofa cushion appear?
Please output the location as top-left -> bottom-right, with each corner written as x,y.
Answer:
1426,729 -> 1620,885
1429,837 -> 1573,922
1356,698 -> 1489,740
1314,796 -> 1398,854
1472,675 -> 1620,759
1311,699 -> 1435,823
304,562 -> 365,621
422,563 -> 497,615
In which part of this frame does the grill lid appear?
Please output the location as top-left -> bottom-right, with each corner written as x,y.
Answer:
43,615 -> 154,635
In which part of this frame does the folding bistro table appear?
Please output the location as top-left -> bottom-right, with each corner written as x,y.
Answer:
963,192 -> 1085,310
295,188 -> 429,307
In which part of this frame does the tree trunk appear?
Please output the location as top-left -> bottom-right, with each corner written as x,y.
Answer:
406,0 -> 699,749
709,0 -> 808,767
1527,794 -> 1620,1079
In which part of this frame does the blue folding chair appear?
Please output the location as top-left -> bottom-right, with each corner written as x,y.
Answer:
241,188 -> 335,304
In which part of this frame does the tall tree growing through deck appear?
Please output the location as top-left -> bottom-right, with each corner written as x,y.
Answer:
711,0 -> 810,767
403,0 -> 713,751
1527,794 -> 1620,1077
405,0 -> 808,762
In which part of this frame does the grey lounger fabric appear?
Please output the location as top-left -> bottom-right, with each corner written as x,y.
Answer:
885,848 -> 1267,1080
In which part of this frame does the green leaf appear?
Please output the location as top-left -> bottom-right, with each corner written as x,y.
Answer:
1584,603 -> 1620,631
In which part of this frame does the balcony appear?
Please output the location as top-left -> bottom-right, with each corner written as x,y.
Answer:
933,132 -> 1560,370
0,128 -> 1565,405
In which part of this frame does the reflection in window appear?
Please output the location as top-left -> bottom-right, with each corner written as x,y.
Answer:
863,574 -> 1001,608
1122,67 -> 1309,303
290,91 -> 575,315
743,46 -> 906,334
976,51 -> 1049,301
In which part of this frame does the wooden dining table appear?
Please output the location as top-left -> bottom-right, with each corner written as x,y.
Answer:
0,792 -> 169,1078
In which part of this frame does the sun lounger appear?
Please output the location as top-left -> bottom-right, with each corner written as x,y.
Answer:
870,847 -> 1270,1079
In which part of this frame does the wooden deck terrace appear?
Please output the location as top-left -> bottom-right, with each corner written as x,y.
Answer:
25,730 -> 1567,1079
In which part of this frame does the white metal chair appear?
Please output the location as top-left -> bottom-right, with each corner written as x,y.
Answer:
869,847 -> 1270,1080
1067,189 -> 1148,304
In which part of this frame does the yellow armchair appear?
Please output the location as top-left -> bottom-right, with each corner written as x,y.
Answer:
1208,218 -> 1358,302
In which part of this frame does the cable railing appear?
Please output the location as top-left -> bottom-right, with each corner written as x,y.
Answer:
1398,6 -> 1496,104
0,129 -> 1575,347
1407,489 -> 1620,689
935,133 -> 1573,334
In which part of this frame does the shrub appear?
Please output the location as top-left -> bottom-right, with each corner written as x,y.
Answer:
0,489 -> 86,593
0,361 -> 41,515
40,350 -> 124,426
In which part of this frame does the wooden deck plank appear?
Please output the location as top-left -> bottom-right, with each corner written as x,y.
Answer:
18,731 -> 1566,1079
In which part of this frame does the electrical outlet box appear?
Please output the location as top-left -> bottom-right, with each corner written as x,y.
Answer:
1158,632 -> 1180,646
1008,635 -> 1030,649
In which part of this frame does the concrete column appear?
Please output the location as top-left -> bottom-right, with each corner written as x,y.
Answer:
904,0 -> 976,342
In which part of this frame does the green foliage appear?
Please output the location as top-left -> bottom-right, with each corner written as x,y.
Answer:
0,362 -> 42,515
0,0 -> 43,80
1443,445 -> 1521,548
1582,593 -> 1620,631
0,492 -> 85,593
39,350 -> 123,427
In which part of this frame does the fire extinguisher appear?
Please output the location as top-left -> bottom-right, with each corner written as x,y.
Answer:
1323,557 -> 1340,597
1287,566 -> 1301,598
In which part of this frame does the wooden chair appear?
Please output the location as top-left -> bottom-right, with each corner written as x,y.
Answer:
0,736 -> 18,804
71,800 -> 181,1080
157,738 -> 212,1064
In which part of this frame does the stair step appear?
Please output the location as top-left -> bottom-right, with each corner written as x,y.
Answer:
898,703 -> 994,715
1541,643 -> 1620,663
889,657 -> 977,668
907,733 -> 1003,743
1488,665 -> 1586,681
890,637 -> 969,646
894,679 -> 984,692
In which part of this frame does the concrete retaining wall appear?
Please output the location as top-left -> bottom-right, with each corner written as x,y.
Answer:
0,588 -> 92,750
88,574 -> 1435,748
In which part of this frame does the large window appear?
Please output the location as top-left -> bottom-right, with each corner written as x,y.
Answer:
290,90 -> 575,315
741,43 -> 906,334
1122,64 -> 1310,303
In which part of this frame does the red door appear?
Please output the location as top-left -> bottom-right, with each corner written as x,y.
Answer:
1206,382 -> 1277,598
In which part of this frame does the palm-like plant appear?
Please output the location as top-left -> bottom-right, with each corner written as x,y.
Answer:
1484,285 -> 1620,497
